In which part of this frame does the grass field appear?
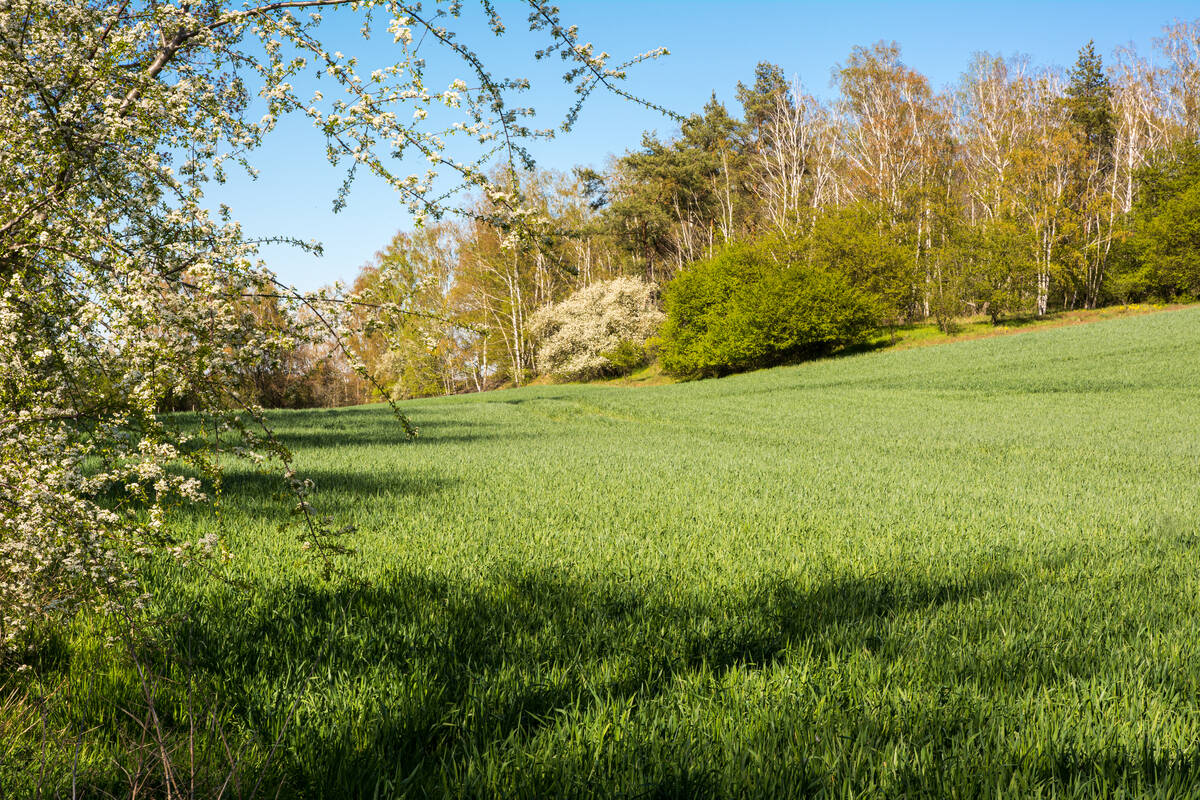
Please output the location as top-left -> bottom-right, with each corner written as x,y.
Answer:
10,306 -> 1200,798
600,303 -> 1193,388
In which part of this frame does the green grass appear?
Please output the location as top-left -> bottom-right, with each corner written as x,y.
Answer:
9,306 -> 1200,798
594,303 -> 1188,388
871,302 -> 1192,350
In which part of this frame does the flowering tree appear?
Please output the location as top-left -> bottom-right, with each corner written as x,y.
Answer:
529,276 -> 663,380
0,0 -> 667,651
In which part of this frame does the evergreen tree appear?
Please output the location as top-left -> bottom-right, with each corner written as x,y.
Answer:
736,61 -> 790,140
606,96 -> 749,277
1066,41 -> 1115,167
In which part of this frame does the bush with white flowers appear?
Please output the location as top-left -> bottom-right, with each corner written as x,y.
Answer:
529,277 -> 664,380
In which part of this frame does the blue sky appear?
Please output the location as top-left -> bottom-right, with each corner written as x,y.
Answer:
208,1 -> 1199,291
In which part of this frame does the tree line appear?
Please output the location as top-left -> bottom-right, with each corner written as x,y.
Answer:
252,23 -> 1200,403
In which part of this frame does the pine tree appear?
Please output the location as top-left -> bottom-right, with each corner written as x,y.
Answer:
1066,40 -> 1115,168
736,62 -> 790,140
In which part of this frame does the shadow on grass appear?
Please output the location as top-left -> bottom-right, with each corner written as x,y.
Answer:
152,564 -> 1019,797
218,466 -> 457,502
266,412 -> 514,451
23,556 -> 1200,798
166,407 -> 514,453
831,338 -> 893,359
992,313 -> 1043,328
149,462 -> 460,530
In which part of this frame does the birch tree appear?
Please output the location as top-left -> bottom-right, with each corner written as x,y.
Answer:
752,78 -> 840,233
1012,72 -> 1078,315
836,42 -> 940,222
836,42 -> 953,317
1158,20 -> 1200,138
955,54 -> 1036,223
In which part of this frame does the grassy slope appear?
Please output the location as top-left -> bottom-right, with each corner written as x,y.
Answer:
597,302 -> 1194,388
23,306 -> 1200,797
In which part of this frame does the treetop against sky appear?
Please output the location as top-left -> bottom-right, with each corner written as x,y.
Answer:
204,0 -> 1200,293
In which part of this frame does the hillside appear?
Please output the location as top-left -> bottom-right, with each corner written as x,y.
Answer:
35,306 -> 1200,797
13,7 -> 1200,799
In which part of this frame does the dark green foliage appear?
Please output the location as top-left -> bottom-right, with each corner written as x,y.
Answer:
572,165 -> 609,211
1114,143 -> 1200,301
606,97 -> 749,276
736,61 -> 789,139
1066,41 -> 1115,166
657,237 -> 880,378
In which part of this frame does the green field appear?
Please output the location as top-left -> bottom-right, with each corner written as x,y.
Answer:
15,306 -> 1200,798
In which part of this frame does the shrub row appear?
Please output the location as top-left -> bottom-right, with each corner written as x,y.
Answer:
531,236 -> 883,381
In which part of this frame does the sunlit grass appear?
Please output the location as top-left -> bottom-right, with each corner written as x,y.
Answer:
878,301 -> 1191,349
8,305 -> 1200,798
599,303 -> 1191,389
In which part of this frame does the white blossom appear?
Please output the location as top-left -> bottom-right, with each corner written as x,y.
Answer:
0,0 -> 668,655
529,278 -> 664,380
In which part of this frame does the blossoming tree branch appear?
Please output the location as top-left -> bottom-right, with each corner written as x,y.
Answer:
0,0 -> 668,650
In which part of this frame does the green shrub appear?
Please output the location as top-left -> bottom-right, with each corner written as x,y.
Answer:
1114,142 -> 1200,302
657,238 -> 880,378
600,339 -> 650,376
807,204 -> 918,322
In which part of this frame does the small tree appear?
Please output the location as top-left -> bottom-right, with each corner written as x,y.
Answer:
969,219 -> 1040,323
529,277 -> 664,380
